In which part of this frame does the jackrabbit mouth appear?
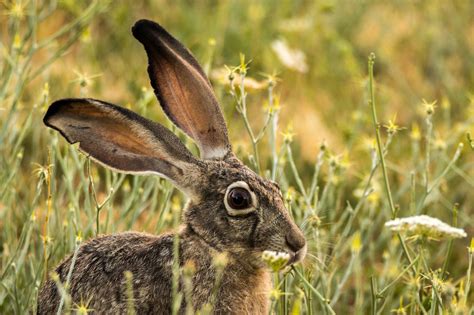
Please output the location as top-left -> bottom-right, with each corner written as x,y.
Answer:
287,244 -> 308,266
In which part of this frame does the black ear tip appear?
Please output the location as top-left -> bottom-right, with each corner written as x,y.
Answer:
44,99 -> 65,126
132,19 -> 155,36
132,19 -> 168,40
43,98 -> 80,127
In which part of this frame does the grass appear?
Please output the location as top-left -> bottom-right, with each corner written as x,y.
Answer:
1,0 -> 473,313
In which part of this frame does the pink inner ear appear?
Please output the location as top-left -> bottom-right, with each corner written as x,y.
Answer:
53,104 -> 164,156
133,20 -> 230,159
44,99 -> 195,178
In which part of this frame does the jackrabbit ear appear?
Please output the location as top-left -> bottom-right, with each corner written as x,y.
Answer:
44,98 -> 200,188
132,19 -> 231,160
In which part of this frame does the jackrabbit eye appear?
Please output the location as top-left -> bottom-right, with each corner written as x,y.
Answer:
227,187 -> 251,210
224,181 -> 257,216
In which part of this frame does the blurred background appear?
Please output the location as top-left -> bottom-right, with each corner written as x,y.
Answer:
1,0 -> 473,313
5,0 -> 474,167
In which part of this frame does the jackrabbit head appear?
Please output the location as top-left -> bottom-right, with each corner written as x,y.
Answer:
44,19 -> 306,269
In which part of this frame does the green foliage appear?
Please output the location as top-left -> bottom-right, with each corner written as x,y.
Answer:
1,0 -> 473,313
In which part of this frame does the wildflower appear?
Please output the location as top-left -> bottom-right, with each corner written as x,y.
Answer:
262,250 -> 290,272
385,215 -> 467,240
290,288 -> 305,314
391,297 -> 407,314
383,114 -> 405,135
238,53 -> 251,76
212,252 -> 229,269
42,82 -> 50,103
339,152 -> 351,170
171,196 -> 181,213
285,187 -> 296,202
13,33 -> 21,50
41,235 -> 53,245
72,70 -> 102,88
76,232 -> 83,244
269,288 -> 284,301
50,271 -> 60,282
262,71 -> 280,88
281,125 -> 296,143
80,27 -> 92,43
360,136 -> 376,152
327,153 -> 350,170
182,260 -> 196,277
208,37 -> 216,47
74,303 -> 94,315
422,99 -> 437,116
320,140 -> 327,152
351,232 -> 362,254
365,184 -> 381,207
210,67 -> 267,92
410,123 -> 421,141
351,110 -> 363,122
278,17 -> 313,33
433,137 -> 447,151
271,39 -> 308,73
32,163 -> 52,179
441,97 -> 451,110
263,95 -> 281,114
307,214 -> 321,229
6,1 -> 27,20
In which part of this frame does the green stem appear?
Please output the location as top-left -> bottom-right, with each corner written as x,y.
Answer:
292,267 -> 335,315
377,255 -> 420,297
441,204 -> 458,279
367,53 -> 415,270
370,276 -> 377,315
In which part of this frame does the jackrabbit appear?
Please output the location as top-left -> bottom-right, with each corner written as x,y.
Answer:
38,19 -> 306,314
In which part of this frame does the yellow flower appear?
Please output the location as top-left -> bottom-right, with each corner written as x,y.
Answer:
433,137 -> 447,151
422,99 -> 437,115
281,124 -> 296,143
441,97 -> 450,110
391,297 -> 407,314
263,95 -> 281,114
209,67 -> 267,92
171,196 -> 181,212
410,123 -> 421,141
76,232 -> 83,243
269,288 -> 284,301
73,297 -> 94,315
383,114 -> 405,135
351,232 -> 362,254
72,70 -> 102,88
212,251 -> 229,269
6,1 -> 27,20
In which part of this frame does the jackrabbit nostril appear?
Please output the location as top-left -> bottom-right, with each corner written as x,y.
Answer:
285,231 -> 306,253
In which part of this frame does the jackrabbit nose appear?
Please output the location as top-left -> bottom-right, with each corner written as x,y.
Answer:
285,231 -> 306,253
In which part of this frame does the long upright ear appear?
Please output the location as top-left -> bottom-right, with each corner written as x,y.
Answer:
132,19 -> 231,160
44,98 -> 201,189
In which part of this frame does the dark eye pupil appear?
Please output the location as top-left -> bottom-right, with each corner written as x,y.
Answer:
228,187 -> 251,210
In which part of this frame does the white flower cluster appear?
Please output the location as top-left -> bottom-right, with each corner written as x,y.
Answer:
385,215 -> 467,240
262,250 -> 291,272
271,40 -> 308,73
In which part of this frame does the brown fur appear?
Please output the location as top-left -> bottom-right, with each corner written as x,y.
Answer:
38,19 -> 306,314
